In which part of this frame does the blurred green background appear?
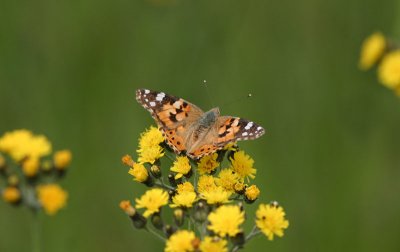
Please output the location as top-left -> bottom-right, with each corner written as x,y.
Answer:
1,0 -> 400,251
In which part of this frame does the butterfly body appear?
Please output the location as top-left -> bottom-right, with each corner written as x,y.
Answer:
136,89 -> 265,159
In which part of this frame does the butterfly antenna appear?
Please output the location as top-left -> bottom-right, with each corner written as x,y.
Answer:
203,79 -> 215,108
220,92 -> 253,109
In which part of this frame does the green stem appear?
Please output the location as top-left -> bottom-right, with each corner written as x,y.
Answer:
145,227 -> 166,242
154,181 -> 175,191
31,211 -> 42,252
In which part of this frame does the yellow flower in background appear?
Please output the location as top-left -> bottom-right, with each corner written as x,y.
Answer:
0,129 -> 52,162
216,169 -> 239,192
128,162 -> 149,182
165,230 -> 196,252
170,191 -> 197,208
136,188 -> 168,217
137,145 -> 164,164
229,151 -> 256,181
378,50 -> 400,89
2,186 -> 21,203
53,150 -> 72,169
197,153 -> 219,175
170,156 -> 191,179
197,175 -> 217,194
176,182 -> 194,194
208,205 -> 244,237
37,184 -> 68,215
201,186 -> 231,205
199,236 -> 227,252
245,185 -> 260,201
256,203 -> 289,240
22,157 -> 40,177
359,32 -> 386,70
139,126 -> 164,149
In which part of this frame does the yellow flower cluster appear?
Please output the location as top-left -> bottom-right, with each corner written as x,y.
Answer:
359,32 -> 400,96
120,126 -> 289,251
0,129 -> 71,216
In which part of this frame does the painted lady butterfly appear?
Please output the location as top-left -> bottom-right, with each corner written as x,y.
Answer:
136,89 -> 265,159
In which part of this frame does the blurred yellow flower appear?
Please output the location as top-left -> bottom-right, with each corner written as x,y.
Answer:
2,186 -> 21,203
170,191 -> 197,208
165,230 -> 196,252
176,182 -> 194,194
197,153 -> 219,175
208,205 -> 244,237
245,185 -> 260,201
200,186 -> 231,205
378,50 -> 400,89
22,157 -> 40,177
128,162 -> 149,182
0,129 -> 52,162
256,203 -> 289,240
37,184 -> 68,215
229,151 -> 256,181
216,169 -> 239,192
136,188 -> 168,217
199,236 -> 227,252
197,175 -> 217,194
53,150 -> 72,169
359,32 -> 386,70
170,156 -> 191,179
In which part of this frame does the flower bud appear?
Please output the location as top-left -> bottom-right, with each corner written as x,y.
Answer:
168,173 -> 178,187
41,160 -> 54,173
7,174 -> 19,186
193,200 -> 209,222
150,165 -> 162,178
244,185 -> 260,204
164,224 -> 177,238
173,208 -> 185,227
151,213 -> 164,230
234,182 -> 246,195
119,200 -> 147,229
2,186 -> 22,205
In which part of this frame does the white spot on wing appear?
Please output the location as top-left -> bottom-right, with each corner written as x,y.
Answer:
257,126 -> 262,131
173,101 -> 182,109
144,89 -> 150,94
245,122 -> 254,130
242,132 -> 248,136
149,101 -> 156,107
156,92 -> 165,101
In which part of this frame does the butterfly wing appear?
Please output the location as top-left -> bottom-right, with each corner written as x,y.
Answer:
136,88 -> 203,154
187,116 -> 265,159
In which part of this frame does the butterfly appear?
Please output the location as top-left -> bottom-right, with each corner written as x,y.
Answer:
136,89 -> 265,159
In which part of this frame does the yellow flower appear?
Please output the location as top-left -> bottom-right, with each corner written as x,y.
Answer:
53,150 -> 72,169
22,157 -> 40,177
137,145 -> 164,164
37,184 -> 68,215
170,191 -> 197,208
200,186 -> 231,205
229,151 -> 256,181
0,154 -> 5,168
378,50 -> 400,89
170,156 -> 191,179
139,126 -> 164,149
197,175 -> 217,194
135,188 -> 168,217
216,169 -> 239,192
128,162 -> 149,182
176,182 -> 195,194
233,182 -> 246,193
197,153 -> 219,175
0,129 -> 52,161
223,142 -> 238,151
256,203 -> 289,240
165,230 -> 196,252
200,237 -> 228,252
245,185 -> 260,201
2,186 -> 21,203
208,205 -> 244,237
359,32 -> 386,70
